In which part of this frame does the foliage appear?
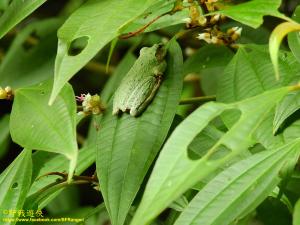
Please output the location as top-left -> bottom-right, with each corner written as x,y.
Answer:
1,1 -> 300,225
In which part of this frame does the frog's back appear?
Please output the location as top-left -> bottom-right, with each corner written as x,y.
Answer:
112,44 -> 164,115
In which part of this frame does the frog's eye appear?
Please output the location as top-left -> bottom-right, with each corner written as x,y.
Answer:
155,44 -> 165,60
157,44 -> 163,49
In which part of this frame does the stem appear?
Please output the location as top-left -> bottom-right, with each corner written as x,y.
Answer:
179,95 -> 216,105
85,61 -> 115,75
120,13 -> 167,39
37,171 -> 98,183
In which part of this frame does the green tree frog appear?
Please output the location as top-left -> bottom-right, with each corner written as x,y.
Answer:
112,43 -> 167,117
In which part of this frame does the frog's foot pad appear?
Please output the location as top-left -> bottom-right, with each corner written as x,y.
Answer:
112,108 -> 119,115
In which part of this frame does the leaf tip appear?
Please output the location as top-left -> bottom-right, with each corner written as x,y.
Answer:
48,87 -> 59,106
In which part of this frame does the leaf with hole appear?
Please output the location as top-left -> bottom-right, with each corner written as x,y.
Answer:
10,80 -> 78,181
217,46 -> 300,148
130,85 -> 296,225
96,40 -> 183,225
0,149 -> 32,225
174,140 -> 300,225
49,0 -> 160,104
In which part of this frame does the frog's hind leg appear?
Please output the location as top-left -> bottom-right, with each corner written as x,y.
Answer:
129,75 -> 162,117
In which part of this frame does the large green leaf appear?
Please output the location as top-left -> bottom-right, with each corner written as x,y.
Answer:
0,149 -> 32,225
183,45 -> 234,95
217,47 -> 300,105
174,140 -> 300,225
0,115 -> 10,159
10,80 -> 78,181
49,0 -> 159,104
0,19 -> 61,88
130,86 -> 294,225
216,0 -> 287,28
96,40 -> 183,225
269,21 -> 300,80
217,46 -> 300,147
183,45 -> 233,76
0,0 -> 48,39
288,6 -> 300,64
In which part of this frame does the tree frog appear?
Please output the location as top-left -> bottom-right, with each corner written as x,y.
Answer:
112,43 -> 167,117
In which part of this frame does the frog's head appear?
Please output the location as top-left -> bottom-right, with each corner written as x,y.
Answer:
139,43 -> 166,62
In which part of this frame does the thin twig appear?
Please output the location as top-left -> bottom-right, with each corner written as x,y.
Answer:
120,13 -> 168,39
37,171 -> 98,183
85,61 -> 115,75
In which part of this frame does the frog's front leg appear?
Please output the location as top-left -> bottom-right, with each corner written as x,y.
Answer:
153,61 -> 167,76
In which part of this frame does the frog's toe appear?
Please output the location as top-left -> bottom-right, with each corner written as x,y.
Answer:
129,108 -> 139,117
112,107 -> 120,115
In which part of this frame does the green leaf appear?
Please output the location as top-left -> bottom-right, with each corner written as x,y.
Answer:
269,187 -> 293,214
217,47 -> 300,105
174,140 -> 300,225
0,115 -> 10,159
49,0 -> 158,104
283,120 -> 300,144
0,0 -> 10,11
101,52 -> 137,103
44,207 -> 93,225
294,198 -> 300,225
183,45 -> 234,95
130,86 -> 294,225
77,203 -> 109,225
123,1 -> 188,34
269,21 -> 300,80
0,149 -> 32,225
217,46 -> 300,147
183,45 -> 234,76
28,145 -> 95,197
288,6 -> 300,63
45,186 -> 80,215
10,80 -> 78,181
0,0 -> 48,39
0,19 -> 62,89
216,0 -> 287,28
84,52 -> 136,148
96,40 -> 183,225
273,91 -> 300,134
23,145 -> 96,210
